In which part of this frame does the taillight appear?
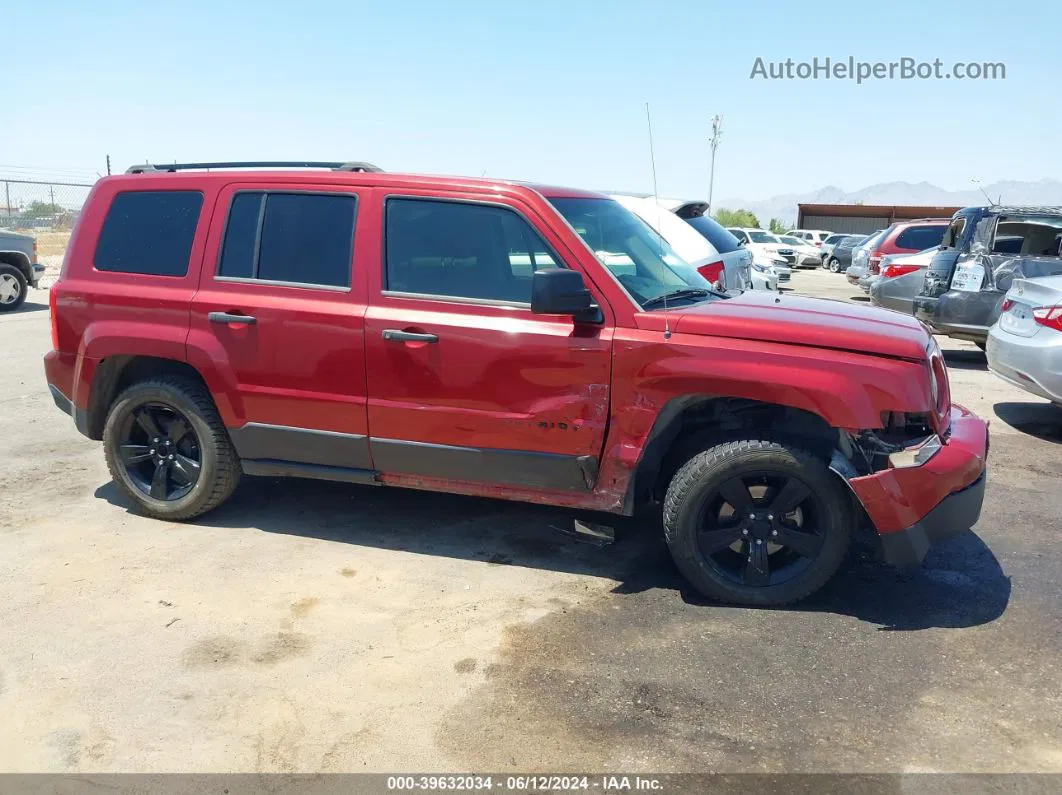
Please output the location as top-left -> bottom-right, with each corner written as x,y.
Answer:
1032,306 -> 1062,332
49,287 -> 59,350
697,260 -> 725,289
33,239 -> 39,259
1002,299 -> 1013,312
813,241 -> 822,247
868,251 -> 883,273
880,263 -> 921,279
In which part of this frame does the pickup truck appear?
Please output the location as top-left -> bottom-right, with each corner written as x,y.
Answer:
43,161 -> 990,606
0,228 -> 42,311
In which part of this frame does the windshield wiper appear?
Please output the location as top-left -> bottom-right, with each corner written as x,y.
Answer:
642,288 -> 716,309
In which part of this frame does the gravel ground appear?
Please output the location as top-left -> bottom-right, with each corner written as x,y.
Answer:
1,269 -> 1061,774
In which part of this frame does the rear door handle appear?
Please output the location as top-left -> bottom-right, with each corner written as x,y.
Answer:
209,311 -> 257,325
382,329 -> 439,343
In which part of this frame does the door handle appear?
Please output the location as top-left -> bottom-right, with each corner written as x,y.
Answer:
382,329 -> 439,343
209,311 -> 257,325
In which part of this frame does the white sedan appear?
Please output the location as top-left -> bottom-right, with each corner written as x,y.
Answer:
777,235 -> 824,268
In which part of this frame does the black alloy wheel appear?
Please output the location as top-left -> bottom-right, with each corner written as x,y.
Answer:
116,402 -> 202,501
695,472 -> 824,587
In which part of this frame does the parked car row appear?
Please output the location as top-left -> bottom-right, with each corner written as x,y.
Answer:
851,203 -> 1062,406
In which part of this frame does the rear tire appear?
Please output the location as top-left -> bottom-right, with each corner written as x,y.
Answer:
829,258 -> 841,273
103,376 -> 241,520
0,264 -> 27,312
662,438 -> 852,606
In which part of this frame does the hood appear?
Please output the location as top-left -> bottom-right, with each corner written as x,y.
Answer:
668,290 -> 930,360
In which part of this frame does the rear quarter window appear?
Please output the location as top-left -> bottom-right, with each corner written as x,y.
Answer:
94,190 -> 204,276
686,216 -> 740,252
895,225 -> 946,251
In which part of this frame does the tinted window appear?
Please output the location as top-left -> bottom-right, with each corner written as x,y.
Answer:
216,192 -> 356,287
259,194 -> 355,287
218,192 -> 263,278
685,215 -> 740,253
95,190 -> 203,276
385,198 -> 557,303
895,225 -> 946,251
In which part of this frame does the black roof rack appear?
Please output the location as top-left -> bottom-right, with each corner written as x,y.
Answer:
125,161 -> 384,174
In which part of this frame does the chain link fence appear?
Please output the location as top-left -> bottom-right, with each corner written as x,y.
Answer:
1,178 -> 95,279
1,178 -> 93,231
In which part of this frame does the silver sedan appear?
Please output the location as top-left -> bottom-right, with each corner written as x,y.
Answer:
987,276 -> 1062,405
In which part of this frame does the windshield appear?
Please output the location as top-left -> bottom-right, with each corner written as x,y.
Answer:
749,231 -> 778,244
779,236 -> 802,245
547,197 -> 718,309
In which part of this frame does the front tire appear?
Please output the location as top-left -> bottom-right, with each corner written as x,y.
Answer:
0,264 -> 27,312
663,438 -> 852,606
103,376 -> 241,520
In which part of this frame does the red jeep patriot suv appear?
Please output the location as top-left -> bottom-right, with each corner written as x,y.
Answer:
44,161 -> 989,605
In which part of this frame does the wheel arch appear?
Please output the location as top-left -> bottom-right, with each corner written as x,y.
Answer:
624,395 -> 858,513
0,251 -> 32,281
84,356 -> 210,440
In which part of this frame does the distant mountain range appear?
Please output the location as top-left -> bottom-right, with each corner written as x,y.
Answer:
716,179 -> 1062,226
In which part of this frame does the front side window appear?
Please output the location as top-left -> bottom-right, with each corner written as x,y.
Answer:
548,197 -> 717,308
217,192 -> 356,288
385,198 -> 557,304
95,190 -> 203,276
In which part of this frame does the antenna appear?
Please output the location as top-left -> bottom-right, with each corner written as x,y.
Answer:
707,114 -> 723,214
646,102 -> 671,340
972,179 -> 998,206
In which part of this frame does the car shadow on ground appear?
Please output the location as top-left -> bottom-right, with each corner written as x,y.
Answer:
97,476 -> 1011,632
943,349 -> 987,371
6,299 -> 48,314
993,401 -> 1062,443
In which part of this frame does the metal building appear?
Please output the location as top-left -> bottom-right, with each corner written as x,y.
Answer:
796,203 -> 962,235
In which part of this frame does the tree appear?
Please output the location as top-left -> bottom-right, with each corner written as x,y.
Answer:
22,200 -> 58,218
713,207 -> 760,228
768,218 -> 788,235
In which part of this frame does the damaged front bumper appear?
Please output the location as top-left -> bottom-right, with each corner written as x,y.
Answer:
848,405 -> 989,565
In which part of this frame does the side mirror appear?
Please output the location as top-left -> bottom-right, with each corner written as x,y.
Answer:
531,269 -> 600,321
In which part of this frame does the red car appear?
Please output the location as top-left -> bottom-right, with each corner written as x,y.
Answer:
44,162 -> 989,606
865,218 -> 950,274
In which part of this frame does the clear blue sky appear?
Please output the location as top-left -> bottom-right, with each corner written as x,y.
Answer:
4,0 -> 1056,200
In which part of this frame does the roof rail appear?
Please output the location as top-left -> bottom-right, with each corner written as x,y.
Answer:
125,161 -> 384,174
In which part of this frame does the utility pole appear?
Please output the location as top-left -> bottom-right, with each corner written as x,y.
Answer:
706,114 -> 723,215
106,154 -> 111,176
50,185 -> 56,214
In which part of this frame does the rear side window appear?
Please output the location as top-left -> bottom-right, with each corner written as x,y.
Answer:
217,192 -> 356,288
941,217 -> 967,249
685,215 -> 740,253
895,224 -> 946,251
385,198 -> 557,303
94,190 -> 203,276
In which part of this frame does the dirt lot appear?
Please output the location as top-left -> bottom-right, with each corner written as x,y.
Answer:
2,270 -> 1061,774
